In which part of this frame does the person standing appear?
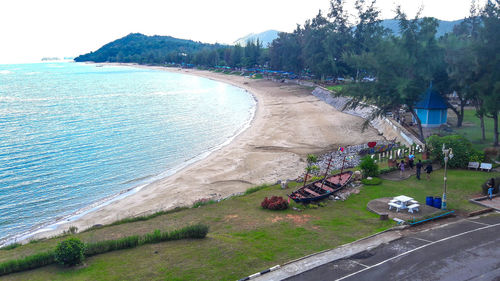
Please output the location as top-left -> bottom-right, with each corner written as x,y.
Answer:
399,160 -> 405,179
487,178 -> 495,200
424,163 -> 433,180
408,153 -> 415,169
416,159 -> 423,180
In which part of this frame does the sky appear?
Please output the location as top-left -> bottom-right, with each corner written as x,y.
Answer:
0,0 -> 486,64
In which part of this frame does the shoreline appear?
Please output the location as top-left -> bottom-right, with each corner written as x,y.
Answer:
12,64 -> 386,243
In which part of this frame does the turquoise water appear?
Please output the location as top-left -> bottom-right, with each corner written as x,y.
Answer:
0,62 -> 255,243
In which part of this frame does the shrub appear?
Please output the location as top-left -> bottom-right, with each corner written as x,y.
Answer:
142,229 -> 163,244
0,243 -> 21,251
379,167 -> 398,174
85,235 -> 140,256
63,226 -> 78,235
261,196 -> 289,210
176,224 -> 209,239
360,156 -> 379,178
55,237 -> 86,266
306,165 -> 320,175
192,198 -> 216,208
86,224 -> 209,256
0,251 -> 55,276
307,154 -> 318,164
469,150 -> 485,163
361,177 -> 382,185
427,135 -> 482,168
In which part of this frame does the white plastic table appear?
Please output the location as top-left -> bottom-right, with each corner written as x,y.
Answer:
392,195 -> 414,209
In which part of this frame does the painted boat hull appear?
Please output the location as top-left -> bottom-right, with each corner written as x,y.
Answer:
288,171 -> 353,203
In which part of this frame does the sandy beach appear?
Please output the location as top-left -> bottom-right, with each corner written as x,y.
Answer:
29,66 -> 385,240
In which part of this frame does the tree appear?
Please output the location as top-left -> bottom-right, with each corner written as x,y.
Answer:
440,2 -> 482,128
243,39 -> 262,67
341,7 -> 443,141
473,0 -> 500,146
231,44 -> 243,67
325,0 -> 353,77
349,0 -> 386,81
302,10 -> 332,79
269,27 -> 304,73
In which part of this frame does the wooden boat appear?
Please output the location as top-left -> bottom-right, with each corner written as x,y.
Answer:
288,171 -> 353,203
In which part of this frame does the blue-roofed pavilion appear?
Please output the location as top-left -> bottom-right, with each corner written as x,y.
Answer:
413,86 -> 448,127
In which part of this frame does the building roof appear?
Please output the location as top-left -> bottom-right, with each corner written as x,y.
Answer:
415,87 -> 448,109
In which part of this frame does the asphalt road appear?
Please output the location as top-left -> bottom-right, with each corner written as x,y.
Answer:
286,214 -> 500,281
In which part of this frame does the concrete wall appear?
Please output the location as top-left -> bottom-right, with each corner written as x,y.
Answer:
311,87 -> 424,147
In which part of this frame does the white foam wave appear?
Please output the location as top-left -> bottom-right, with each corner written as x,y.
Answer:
0,70 -> 12,75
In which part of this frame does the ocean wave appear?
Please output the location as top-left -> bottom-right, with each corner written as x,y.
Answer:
0,70 -> 12,75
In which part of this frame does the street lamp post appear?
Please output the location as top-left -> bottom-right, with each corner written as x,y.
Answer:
442,144 -> 453,210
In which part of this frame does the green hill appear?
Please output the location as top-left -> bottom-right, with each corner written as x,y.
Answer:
74,33 -> 218,64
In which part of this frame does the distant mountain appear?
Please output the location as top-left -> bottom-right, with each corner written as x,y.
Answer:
74,33 -> 217,63
232,19 -> 463,49
381,18 -> 464,37
233,30 -> 280,47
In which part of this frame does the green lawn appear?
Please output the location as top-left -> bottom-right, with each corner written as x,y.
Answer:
1,169 -> 497,280
451,109 -> 496,151
326,85 -> 343,92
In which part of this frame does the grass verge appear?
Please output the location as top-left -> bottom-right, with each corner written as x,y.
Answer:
0,169 -> 497,280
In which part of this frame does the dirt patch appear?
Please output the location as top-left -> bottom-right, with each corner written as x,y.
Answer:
270,214 -> 314,225
224,214 -> 239,221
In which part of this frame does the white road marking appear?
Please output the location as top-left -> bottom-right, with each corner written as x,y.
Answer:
466,219 -> 491,226
350,260 -> 369,268
336,222 -> 500,281
408,236 -> 433,243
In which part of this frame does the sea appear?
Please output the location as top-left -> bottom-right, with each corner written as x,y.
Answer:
0,62 -> 256,244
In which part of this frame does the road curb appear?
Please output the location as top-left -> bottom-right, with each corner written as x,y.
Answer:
237,265 -> 280,281
250,228 -> 403,280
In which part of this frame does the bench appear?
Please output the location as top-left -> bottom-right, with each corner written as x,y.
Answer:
480,163 -> 492,172
303,188 -> 320,197
314,182 -> 333,192
468,162 -> 480,170
409,199 -> 418,205
388,202 -> 402,212
408,203 -> 420,213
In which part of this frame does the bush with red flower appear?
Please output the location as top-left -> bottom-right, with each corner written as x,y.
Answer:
261,196 -> 289,210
